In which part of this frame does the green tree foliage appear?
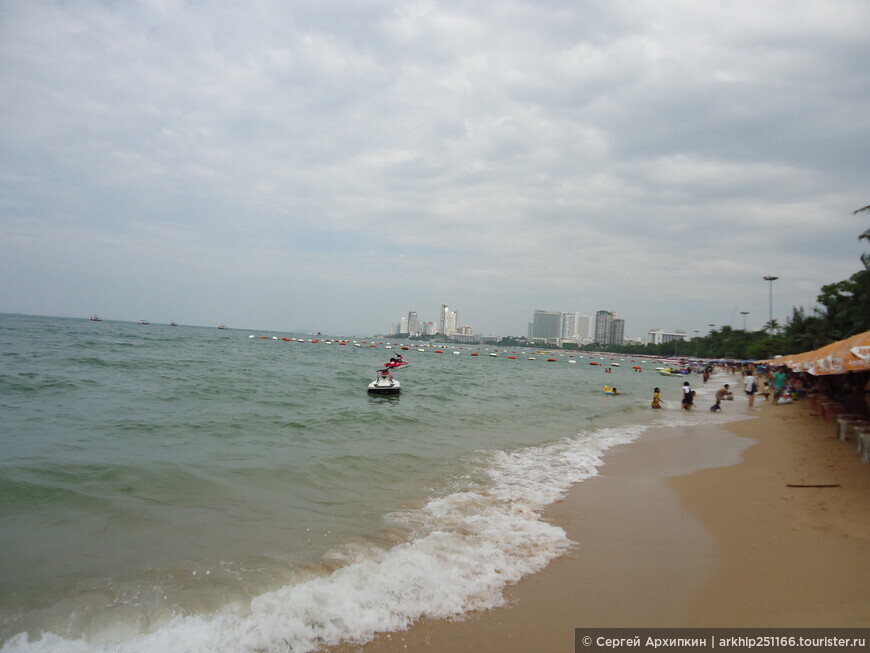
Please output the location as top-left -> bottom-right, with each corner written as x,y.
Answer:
812,270 -> 870,339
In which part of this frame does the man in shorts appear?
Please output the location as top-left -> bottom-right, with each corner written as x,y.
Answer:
744,369 -> 757,407
710,384 -> 733,411
772,367 -> 788,404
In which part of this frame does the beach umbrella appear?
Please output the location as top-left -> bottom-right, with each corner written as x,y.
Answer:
819,331 -> 870,374
756,331 -> 870,375
780,331 -> 870,375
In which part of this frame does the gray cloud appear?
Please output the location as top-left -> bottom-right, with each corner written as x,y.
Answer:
1,0 -> 867,337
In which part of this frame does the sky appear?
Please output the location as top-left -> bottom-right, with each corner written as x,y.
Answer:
1,0 -> 868,338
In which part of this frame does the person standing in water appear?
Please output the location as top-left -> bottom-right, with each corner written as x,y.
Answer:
681,381 -> 695,411
744,368 -> 757,407
710,384 -> 733,411
651,387 -> 662,409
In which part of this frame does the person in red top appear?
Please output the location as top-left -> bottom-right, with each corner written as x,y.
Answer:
384,355 -> 406,369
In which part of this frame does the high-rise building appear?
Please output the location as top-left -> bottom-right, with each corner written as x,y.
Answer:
530,310 -> 562,340
610,318 -> 625,346
440,303 -> 458,336
561,312 -> 591,341
594,310 -> 614,345
445,310 -> 458,336
594,310 -> 625,346
399,316 -> 408,334
407,311 -> 420,336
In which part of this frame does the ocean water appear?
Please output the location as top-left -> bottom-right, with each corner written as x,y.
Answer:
0,314 -> 739,652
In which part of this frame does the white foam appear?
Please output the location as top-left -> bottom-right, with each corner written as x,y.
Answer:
2,425 -> 647,653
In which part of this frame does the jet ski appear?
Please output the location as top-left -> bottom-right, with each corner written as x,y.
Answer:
368,369 -> 401,395
368,355 -> 408,394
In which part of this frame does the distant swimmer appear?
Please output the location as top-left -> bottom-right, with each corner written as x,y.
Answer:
604,385 -> 620,396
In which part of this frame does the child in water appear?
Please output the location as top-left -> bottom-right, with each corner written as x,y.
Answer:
651,387 -> 662,409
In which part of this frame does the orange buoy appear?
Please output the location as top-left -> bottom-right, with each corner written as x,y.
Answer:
508,356 -> 517,360
471,352 -> 479,356
435,350 -> 443,354
548,358 -> 557,362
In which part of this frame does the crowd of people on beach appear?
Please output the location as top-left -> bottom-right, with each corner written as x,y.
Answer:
595,356 -> 869,419
645,361 -> 869,419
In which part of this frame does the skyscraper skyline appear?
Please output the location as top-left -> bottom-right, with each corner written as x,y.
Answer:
389,304 -> 684,345
391,303 -> 463,336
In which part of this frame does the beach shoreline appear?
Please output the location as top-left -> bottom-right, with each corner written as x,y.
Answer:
335,398 -> 870,652
675,400 -> 870,627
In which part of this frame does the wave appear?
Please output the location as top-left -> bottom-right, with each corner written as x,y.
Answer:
1,424 -> 646,653
0,374 -> 80,395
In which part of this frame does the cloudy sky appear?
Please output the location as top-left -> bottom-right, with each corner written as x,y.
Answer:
1,1 -> 868,338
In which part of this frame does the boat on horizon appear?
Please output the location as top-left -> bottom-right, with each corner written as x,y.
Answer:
218,324 -> 229,330
89,315 -> 103,322
138,319 -> 150,325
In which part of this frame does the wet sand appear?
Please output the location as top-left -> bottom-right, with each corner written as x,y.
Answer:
336,399 -> 870,652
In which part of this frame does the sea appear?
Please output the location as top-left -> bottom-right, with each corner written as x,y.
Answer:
0,314 -> 741,652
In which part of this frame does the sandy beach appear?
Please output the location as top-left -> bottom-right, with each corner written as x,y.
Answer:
336,397 -> 870,652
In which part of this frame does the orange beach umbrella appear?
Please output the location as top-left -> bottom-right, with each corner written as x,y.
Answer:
763,330 -> 870,375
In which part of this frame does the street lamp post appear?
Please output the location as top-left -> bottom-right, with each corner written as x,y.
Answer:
740,311 -> 749,331
763,276 -> 779,332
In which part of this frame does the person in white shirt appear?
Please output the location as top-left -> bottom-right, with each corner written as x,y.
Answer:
681,381 -> 694,411
744,370 -> 757,407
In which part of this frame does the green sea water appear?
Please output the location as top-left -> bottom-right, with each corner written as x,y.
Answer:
0,313 -> 735,652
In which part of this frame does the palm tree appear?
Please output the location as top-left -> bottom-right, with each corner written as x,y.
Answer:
764,319 -> 781,334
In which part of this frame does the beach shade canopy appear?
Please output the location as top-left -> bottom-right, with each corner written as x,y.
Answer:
760,330 -> 870,375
